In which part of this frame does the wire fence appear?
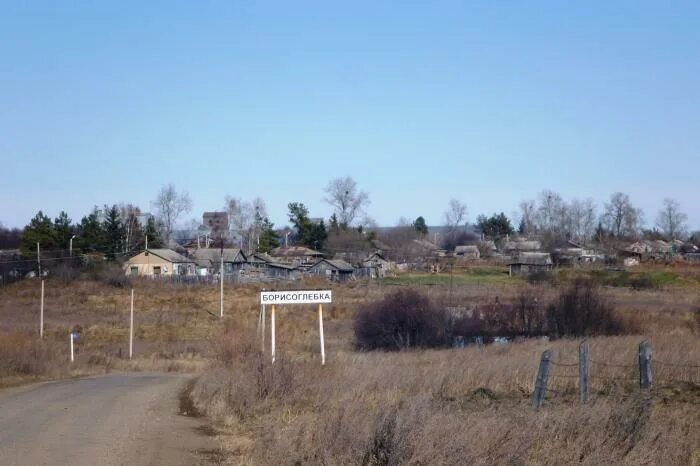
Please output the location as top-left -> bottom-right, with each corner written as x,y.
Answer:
535,343 -> 700,408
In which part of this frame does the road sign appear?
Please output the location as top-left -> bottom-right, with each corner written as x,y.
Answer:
260,290 -> 332,305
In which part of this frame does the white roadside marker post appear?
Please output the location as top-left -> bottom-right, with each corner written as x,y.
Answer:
271,304 -> 276,364
219,253 -> 224,319
70,330 -> 74,363
318,303 -> 326,366
40,280 -> 44,338
129,288 -> 134,359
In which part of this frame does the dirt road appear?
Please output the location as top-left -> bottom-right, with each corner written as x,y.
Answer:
0,373 -> 219,466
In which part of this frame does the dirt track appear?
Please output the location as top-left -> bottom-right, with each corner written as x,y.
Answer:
0,373 -> 219,465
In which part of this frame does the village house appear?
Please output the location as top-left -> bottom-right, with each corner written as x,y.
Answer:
269,246 -> 324,268
502,239 -> 542,256
191,248 -> 247,276
508,252 -> 553,276
124,249 -> 195,276
245,253 -> 300,281
360,252 -> 393,278
309,258 -> 355,282
551,240 -> 604,266
454,245 -> 480,260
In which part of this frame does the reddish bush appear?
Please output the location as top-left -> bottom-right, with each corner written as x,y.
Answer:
546,280 -> 624,337
354,289 -> 448,350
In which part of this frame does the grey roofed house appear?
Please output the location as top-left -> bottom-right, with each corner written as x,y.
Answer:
359,252 -> 393,279
309,258 -> 355,281
508,252 -> 553,276
454,245 -> 480,260
245,252 -> 300,280
502,239 -> 542,254
191,248 -> 247,275
269,246 -> 324,267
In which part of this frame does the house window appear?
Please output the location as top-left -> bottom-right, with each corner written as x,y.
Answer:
153,266 -> 162,275
130,266 -> 139,276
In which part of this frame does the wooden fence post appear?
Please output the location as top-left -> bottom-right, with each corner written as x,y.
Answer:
532,349 -> 553,409
579,340 -> 590,404
639,340 -> 652,390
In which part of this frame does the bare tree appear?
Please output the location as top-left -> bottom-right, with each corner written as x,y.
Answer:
443,199 -> 467,231
602,192 -> 643,238
518,200 -> 537,236
324,176 -> 370,227
223,196 -> 269,251
536,190 -> 567,234
655,198 -> 688,239
567,198 -> 597,243
119,203 -> 143,252
152,184 -> 192,242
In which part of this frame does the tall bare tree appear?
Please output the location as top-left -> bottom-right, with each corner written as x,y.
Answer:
324,176 -> 370,227
224,196 -> 268,251
119,203 -> 144,252
152,184 -> 192,242
518,199 -> 537,236
602,192 -> 643,238
443,199 -> 467,232
567,198 -> 597,243
655,198 -> 688,239
536,190 -> 567,234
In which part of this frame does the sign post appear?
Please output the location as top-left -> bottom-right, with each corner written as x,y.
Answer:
261,290 -> 332,365
271,304 -> 276,364
318,303 -> 326,366
70,330 -> 74,363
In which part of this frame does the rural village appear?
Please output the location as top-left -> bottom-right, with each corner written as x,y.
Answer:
2,3 -> 699,465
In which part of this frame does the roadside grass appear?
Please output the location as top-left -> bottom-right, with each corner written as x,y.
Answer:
191,333 -> 700,465
2,271 -> 699,463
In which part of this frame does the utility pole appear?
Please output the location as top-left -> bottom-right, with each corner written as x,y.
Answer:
70,235 -> 77,257
36,242 -> 41,277
145,235 -> 148,250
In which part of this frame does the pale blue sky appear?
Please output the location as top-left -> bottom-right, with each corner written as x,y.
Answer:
1,1 -> 698,229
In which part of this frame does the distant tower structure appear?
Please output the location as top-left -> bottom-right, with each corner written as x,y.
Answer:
202,212 -> 229,248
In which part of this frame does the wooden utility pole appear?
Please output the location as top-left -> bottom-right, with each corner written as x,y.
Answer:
639,340 -> 653,390
579,341 -> 590,404
532,349 -> 552,409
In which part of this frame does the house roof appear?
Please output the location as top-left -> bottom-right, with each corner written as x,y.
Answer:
503,240 -> 541,251
510,252 -> 552,266
455,245 -> 479,254
191,248 -> 247,267
270,246 -> 324,257
137,249 -> 194,264
364,252 -> 388,262
312,258 -> 354,272
413,239 -> 440,251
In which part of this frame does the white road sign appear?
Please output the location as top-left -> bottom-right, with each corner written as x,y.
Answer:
261,290 -> 332,305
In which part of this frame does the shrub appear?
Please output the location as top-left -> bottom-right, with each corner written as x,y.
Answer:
546,280 -> 625,337
354,289 -> 448,350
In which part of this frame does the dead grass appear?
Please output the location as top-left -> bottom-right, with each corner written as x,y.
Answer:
191,333 -> 699,465
2,274 -> 699,463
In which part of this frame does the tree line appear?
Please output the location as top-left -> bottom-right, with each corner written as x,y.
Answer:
2,177 -> 697,261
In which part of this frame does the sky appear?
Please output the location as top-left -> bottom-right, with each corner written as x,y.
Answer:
1,1 -> 698,231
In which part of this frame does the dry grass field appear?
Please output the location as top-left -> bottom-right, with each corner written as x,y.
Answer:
1,265 -> 699,464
